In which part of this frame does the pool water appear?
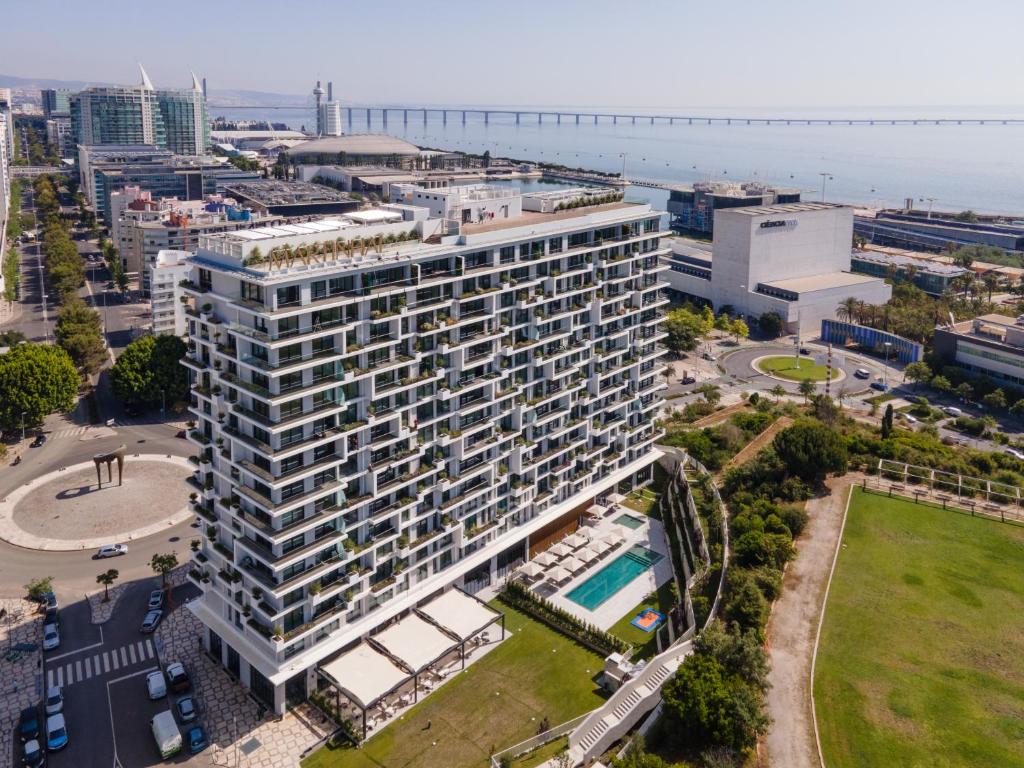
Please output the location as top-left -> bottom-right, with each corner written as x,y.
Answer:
614,513 -> 645,530
566,545 -> 663,611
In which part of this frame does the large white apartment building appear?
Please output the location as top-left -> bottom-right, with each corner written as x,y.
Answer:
179,194 -> 669,713
151,250 -> 191,336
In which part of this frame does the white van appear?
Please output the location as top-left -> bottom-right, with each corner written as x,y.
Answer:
150,710 -> 182,758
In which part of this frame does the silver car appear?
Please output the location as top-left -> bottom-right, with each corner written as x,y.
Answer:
45,685 -> 63,715
42,623 -> 60,651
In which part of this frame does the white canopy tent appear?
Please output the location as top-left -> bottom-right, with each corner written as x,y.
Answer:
563,555 -> 586,573
607,492 -> 627,505
374,614 -> 458,675
579,544 -> 601,562
519,562 -> 545,580
547,565 -> 571,584
417,588 -> 504,643
586,503 -> 607,517
318,643 -> 410,738
564,532 -> 589,549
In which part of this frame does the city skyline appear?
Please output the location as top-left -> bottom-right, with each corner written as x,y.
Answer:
3,0 -> 1023,108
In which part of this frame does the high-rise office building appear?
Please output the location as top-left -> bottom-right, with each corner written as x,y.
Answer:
0,89 -> 13,165
179,190 -> 669,713
42,89 -> 73,118
70,65 -> 209,156
317,101 -> 343,137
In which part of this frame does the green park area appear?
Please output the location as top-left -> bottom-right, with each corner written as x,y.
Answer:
815,488 -> 1024,767
302,604 -> 605,768
756,355 -> 830,381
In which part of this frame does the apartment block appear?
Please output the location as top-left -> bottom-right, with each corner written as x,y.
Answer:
180,195 -> 670,712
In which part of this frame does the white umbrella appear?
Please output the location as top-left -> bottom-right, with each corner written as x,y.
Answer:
534,551 -> 558,568
549,542 -> 573,559
593,538 -> 613,554
586,504 -> 607,517
519,562 -> 544,580
547,566 -> 571,584
565,532 -> 588,549
563,555 -> 586,573
603,531 -> 626,547
607,492 -> 627,505
579,544 -> 601,562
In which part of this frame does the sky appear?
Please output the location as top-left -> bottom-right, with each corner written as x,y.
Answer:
4,0 -> 1024,108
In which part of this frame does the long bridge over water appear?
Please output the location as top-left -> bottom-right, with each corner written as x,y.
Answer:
208,104 -> 1024,127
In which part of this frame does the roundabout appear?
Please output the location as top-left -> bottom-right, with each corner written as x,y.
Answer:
0,454 -> 193,551
753,354 -> 845,383
722,343 -> 884,393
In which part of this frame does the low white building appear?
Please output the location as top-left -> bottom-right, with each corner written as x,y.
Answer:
663,202 -> 891,334
401,184 -> 521,227
150,250 -> 191,336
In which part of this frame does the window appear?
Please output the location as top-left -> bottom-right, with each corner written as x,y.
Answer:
548,237 -> 563,253
311,280 -> 327,300
281,454 -> 303,474
198,268 -> 212,291
499,245 -> 516,264
282,533 -> 306,555
328,276 -> 354,295
278,316 -> 299,339
280,426 -> 304,447
279,371 -> 303,393
281,480 -> 305,501
277,285 -> 300,307
279,343 -> 302,364
250,343 -> 269,362
240,281 -> 262,303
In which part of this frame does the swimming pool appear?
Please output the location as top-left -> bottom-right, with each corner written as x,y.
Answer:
566,545 -> 663,611
614,513 -> 645,530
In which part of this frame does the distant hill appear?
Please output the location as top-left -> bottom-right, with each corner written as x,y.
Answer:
0,74 -> 306,108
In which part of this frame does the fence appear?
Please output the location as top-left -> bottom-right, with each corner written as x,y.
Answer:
488,712 -> 591,768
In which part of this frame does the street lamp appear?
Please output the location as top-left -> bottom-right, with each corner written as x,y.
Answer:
882,342 -> 892,389
818,172 -> 834,202
20,411 -> 26,442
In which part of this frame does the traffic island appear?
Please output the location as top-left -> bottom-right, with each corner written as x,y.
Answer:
0,455 -> 192,551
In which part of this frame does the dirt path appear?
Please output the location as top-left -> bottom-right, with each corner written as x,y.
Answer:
720,416 -> 792,475
762,474 -> 858,768
689,401 -> 748,428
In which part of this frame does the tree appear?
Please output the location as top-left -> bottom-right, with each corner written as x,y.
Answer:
983,389 -> 1007,410
663,307 -> 706,355
954,210 -> 979,223
798,377 -> 816,403
955,382 -> 974,403
1010,399 -> 1024,418
729,318 -> 749,343
610,738 -> 669,768
836,296 -> 861,324
772,420 -> 848,483
0,343 -> 78,432
903,361 -> 932,389
25,576 -> 54,601
481,150 -> 491,168
700,305 -> 715,334
881,404 -> 894,438
696,384 -> 721,407
770,384 -> 786,403
758,311 -> 783,339
110,335 -> 189,408
713,314 -> 731,333
930,375 -> 952,393
150,552 -> 178,586
96,568 -> 119,602
56,298 -> 105,374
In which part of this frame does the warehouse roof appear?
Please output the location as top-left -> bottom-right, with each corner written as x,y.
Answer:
286,134 -> 421,157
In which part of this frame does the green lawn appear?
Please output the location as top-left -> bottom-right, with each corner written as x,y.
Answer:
756,355 -> 829,381
302,604 -> 606,768
815,488 -> 1024,767
607,583 -> 677,659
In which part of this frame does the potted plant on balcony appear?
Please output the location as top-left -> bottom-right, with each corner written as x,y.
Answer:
272,625 -> 284,641
190,539 -> 200,553
308,582 -> 322,597
252,586 -> 263,600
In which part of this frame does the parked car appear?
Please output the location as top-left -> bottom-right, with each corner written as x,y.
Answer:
42,623 -> 60,651
901,413 -> 918,424
176,695 -> 197,723
44,607 -> 59,626
19,707 -> 40,742
146,670 -> 167,700
854,368 -> 870,379
95,544 -> 128,559
150,711 -> 182,758
148,589 -> 164,610
186,725 -> 208,754
45,714 -> 68,752
799,347 -> 810,355
22,738 -> 45,767
870,382 -> 887,392
681,375 -> 696,385
943,406 -> 963,417
702,352 -> 717,362
30,434 -> 46,448
1005,448 -> 1024,461
140,609 -> 162,633
165,662 -> 190,693
44,686 -> 63,716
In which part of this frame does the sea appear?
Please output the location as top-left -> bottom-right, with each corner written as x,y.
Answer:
210,104 -> 1024,216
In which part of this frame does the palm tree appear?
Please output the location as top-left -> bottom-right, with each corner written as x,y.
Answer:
798,377 -> 816,403
96,568 -> 119,602
836,296 -> 860,324
904,264 -> 918,286
770,384 -> 787,403
982,273 -> 1000,302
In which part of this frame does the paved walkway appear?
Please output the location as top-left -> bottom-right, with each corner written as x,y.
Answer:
763,475 -> 858,768
0,598 -> 43,766
0,454 -> 192,550
157,603 -> 332,768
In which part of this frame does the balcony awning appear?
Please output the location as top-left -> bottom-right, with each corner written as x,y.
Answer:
372,614 -> 458,674
416,588 -> 502,642
318,643 -> 409,709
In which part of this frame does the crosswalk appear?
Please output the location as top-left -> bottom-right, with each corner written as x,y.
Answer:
51,426 -> 91,440
46,639 -> 156,688
48,417 -> 153,441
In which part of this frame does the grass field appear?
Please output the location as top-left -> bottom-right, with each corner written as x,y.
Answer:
815,488 -> 1024,767
606,583 -> 677,660
302,604 -> 605,768
756,355 -> 829,381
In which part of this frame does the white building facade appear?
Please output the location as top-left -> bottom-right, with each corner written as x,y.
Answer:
664,202 -> 891,334
150,250 -> 191,336
180,197 -> 669,713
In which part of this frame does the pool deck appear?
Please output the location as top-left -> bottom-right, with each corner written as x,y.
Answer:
539,514 -> 673,630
